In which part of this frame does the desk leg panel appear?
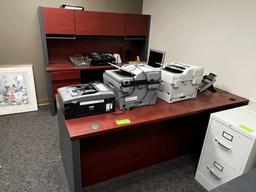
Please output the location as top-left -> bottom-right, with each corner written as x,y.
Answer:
79,114 -> 209,187
47,73 -> 56,115
58,105 -> 82,192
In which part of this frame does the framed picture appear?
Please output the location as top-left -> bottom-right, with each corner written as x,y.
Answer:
0,64 -> 38,115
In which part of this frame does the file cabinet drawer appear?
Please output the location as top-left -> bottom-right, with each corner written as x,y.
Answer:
197,150 -> 240,190
205,119 -> 252,171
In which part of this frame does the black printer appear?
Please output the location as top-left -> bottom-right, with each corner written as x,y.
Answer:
57,82 -> 115,119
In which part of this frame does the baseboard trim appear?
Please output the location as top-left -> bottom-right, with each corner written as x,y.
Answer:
38,99 -> 49,106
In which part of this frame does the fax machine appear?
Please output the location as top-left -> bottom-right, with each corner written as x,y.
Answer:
103,64 -> 161,110
158,62 -> 203,103
58,82 -> 115,119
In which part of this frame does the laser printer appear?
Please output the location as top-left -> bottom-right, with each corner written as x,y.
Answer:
158,62 -> 203,103
57,82 -> 115,119
103,64 -> 161,110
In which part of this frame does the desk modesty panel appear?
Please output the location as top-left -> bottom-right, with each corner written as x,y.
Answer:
57,89 -> 248,192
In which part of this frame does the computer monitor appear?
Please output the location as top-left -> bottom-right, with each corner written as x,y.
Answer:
147,49 -> 166,68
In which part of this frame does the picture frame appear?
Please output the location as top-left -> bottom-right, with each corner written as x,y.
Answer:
0,64 -> 38,115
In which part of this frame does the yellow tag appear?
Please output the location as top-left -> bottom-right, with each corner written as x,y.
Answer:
115,119 -> 131,125
239,124 -> 254,133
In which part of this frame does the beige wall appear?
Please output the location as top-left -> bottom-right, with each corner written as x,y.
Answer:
0,0 -> 143,103
143,0 -> 256,98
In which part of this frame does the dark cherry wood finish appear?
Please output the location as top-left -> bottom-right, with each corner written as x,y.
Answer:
46,38 -> 146,64
51,70 -> 80,81
51,70 -> 80,99
58,89 -> 248,187
66,89 -> 247,139
42,7 -> 149,37
43,7 -> 75,35
102,13 -> 126,36
75,11 -> 102,35
126,14 -> 150,36
46,63 -> 114,72
80,114 -> 208,186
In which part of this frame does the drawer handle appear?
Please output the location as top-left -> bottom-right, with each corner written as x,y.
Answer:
215,138 -> 232,151
207,166 -> 222,180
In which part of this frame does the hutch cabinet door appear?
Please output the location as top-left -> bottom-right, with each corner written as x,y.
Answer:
75,11 -> 102,35
43,7 -> 75,35
102,13 -> 126,36
125,14 -> 150,36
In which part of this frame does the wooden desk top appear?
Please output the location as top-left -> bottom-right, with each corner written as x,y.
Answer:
63,89 -> 248,140
46,63 -> 114,72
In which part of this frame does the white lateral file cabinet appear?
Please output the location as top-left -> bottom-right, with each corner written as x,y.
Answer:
195,101 -> 256,191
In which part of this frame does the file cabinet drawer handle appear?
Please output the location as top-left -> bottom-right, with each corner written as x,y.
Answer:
215,138 -> 232,151
207,166 -> 222,180
218,140 -> 232,151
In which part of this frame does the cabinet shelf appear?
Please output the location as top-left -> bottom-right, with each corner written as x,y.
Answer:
124,36 -> 147,41
46,63 -> 115,72
46,35 -> 76,40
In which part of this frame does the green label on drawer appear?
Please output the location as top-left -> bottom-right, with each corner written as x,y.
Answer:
239,124 -> 254,133
115,119 -> 131,125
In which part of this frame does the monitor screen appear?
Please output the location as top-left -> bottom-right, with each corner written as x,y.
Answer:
148,49 -> 165,68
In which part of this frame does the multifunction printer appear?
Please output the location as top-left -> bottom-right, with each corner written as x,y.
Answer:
103,64 -> 161,110
58,82 -> 115,119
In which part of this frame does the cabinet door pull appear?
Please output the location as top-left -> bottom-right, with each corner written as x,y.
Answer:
207,166 -> 222,180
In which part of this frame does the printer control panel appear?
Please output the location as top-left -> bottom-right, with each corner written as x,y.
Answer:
68,84 -> 97,97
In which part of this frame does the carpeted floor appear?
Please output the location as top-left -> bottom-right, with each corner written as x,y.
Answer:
0,106 -> 206,192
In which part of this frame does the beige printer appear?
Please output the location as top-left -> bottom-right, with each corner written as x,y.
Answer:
103,64 -> 161,110
158,62 -> 203,103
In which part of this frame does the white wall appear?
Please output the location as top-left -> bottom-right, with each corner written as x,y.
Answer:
143,0 -> 256,98
0,0 -> 143,103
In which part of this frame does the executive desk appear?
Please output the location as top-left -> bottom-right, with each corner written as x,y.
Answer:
57,89 -> 248,192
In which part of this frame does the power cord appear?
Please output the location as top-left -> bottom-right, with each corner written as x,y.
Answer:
133,65 -> 149,106
111,65 -> 138,114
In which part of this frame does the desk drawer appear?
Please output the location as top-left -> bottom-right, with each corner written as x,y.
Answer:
198,149 -> 240,190
51,71 -> 80,81
205,119 -> 252,171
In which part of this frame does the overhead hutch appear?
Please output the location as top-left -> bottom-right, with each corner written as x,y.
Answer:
38,7 -> 150,114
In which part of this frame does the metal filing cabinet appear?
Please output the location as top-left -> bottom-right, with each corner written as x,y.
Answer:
195,99 -> 256,191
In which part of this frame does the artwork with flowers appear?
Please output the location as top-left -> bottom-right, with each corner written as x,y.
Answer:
0,65 -> 37,115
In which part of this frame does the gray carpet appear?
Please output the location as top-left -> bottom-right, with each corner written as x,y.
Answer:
0,106 -> 206,192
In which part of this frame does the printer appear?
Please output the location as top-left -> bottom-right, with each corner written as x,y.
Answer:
158,62 -> 203,103
103,64 -> 161,110
58,82 -> 115,119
